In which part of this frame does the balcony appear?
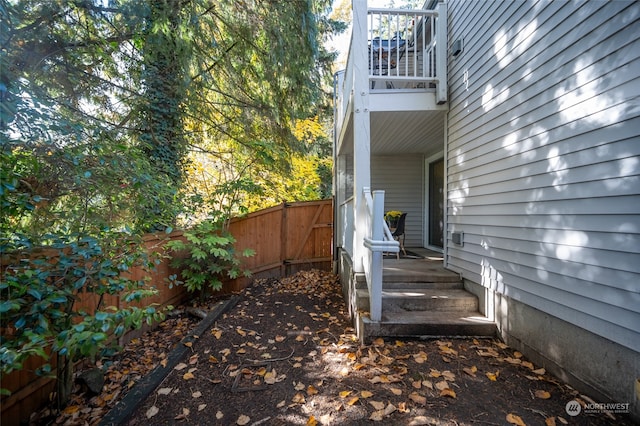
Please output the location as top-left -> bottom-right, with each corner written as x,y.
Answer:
334,1 -> 448,157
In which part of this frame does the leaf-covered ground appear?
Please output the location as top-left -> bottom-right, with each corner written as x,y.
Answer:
46,270 -> 632,425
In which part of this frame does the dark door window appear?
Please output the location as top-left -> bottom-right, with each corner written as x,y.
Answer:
429,158 -> 444,248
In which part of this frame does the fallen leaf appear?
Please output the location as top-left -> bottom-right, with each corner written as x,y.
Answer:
440,388 -> 457,398
409,392 -> 427,405
175,407 -> 190,420
146,405 -> 159,419
174,362 -> 188,371
183,371 -> 195,380
390,387 -> 402,395
383,403 -> 397,415
236,328 -> 247,337
212,329 -> 222,339
557,416 -> 568,425
369,411 -> 385,421
292,393 -> 306,404
412,380 -> 421,389
532,367 -> 546,375
307,416 -> 317,426
442,370 -> 455,381
157,387 -> 172,395
413,351 -> 428,363
521,361 -> 534,370
369,400 -> 385,410
545,417 -> 556,426
463,366 -> 477,377
486,371 -> 499,381
373,338 -> 385,346
160,359 -> 168,368
184,341 -> 193,348
275,335 -> 286,342
360,390 -> 373,398
347,396 -> 359,406
209,355 -> 219,363
339,390 -> 351,398
506,413 -> 526,426
198,404 -> 207,411
307,385 -> 319,395
535,390 -> 551,399
192,391 -> 202,398
277,400 -> 286,408
216,410 -> 224,419
236,414 -> 250,425
513,351 -> 523,358
435,380 -> 449,391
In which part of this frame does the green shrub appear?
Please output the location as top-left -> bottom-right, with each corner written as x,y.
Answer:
167,221 -> 254,297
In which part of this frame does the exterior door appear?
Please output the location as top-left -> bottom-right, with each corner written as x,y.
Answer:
428,158 -> 444,248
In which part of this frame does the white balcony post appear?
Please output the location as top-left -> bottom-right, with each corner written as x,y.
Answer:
436,1 -> 448,103
352,0 -> 371,273
369,190 -> 385,322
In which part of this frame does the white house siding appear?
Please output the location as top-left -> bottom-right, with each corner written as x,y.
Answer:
371,155 -> 424,247
446,0 -> 640,360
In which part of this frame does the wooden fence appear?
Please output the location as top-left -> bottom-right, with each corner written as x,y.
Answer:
1,199 -> 333,425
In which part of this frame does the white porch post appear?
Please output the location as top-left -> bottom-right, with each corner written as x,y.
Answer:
436,1 -> 448,104
352,0 -> 371,273
369,190 -> 385,322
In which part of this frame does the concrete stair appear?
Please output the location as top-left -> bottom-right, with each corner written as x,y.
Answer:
355,258 -> 496,342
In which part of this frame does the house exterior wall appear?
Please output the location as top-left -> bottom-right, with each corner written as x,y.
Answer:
446,0 -> 640,415
371,155 -> 424,247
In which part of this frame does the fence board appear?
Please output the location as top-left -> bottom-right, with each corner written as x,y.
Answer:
1,199 -> 333,425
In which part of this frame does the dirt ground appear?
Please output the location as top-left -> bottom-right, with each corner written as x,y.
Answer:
45,270 -> 634,426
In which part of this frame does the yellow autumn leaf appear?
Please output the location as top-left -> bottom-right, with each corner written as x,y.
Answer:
183,371 -> 195,380
390,387 -> 402,395
514,351 -> 523,358
63,405 -> 80,415
486,371 -> 499,381
236,328 -> 247,337
522,361 -> 534,370
506,413 -> 526,426
360,390 -> 373,398
212,329 -> 222,339
339,390 -> 352,398
184,341 -> 193,348
160,359 -> 168,368
535,390 -> 551,399
373,338 -> 385,347
307,415 -> 318,426
275,335 -> 286,342
440,388 -> 457,398
395,340 -> 405,347
545,417 -> 557,426
209,355 -> 219,363
307,385 -> 319,395
353,363 -> 367,370
347,396 -> 359,406
292,393 -> 306,404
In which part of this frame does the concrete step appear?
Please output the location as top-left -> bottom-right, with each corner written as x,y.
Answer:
358,311 -> 496,343
357,288 -> 479,313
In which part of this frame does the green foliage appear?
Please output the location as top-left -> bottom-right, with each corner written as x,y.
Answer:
0,231 -> 162,395
167,221 -> 254,295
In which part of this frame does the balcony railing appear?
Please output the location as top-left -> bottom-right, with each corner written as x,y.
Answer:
335,1 -> 447,132
367,8 -> 441,90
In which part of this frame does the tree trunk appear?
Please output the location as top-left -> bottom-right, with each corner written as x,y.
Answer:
56,354 -> 73,410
